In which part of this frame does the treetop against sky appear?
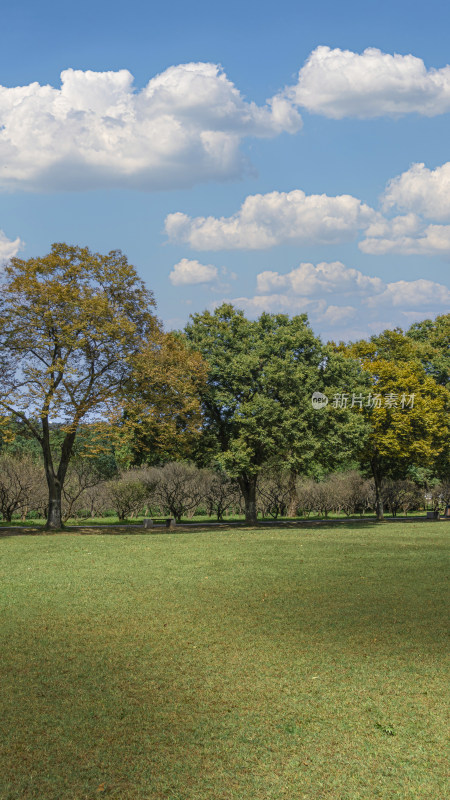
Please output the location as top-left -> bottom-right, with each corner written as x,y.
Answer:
0,0 -> 449,341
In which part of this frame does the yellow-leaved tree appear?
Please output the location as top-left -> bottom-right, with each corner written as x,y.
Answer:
344,329 -> 449,519
117,329 -> 207,466
0,243 -> 204,528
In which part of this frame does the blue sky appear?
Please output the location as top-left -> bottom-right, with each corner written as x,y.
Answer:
1,0 -> 449,340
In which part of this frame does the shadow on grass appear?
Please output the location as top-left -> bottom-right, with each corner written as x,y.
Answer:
0,515 -> 440,540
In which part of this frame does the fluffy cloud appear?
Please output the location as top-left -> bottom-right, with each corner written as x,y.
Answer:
166,161 -> 450,257
365,279 -> 450,308
165,190 -> 376,250
291,46 -> 450,118
213,294 -> 321,316
256,261 -> 383,295
3,48 -> 450,195
169,258 -> 218,286
215,292 -> 359,330
251,260 -> 449,313
317,305 -> 357,325
0,64 -> 301,192
355,161 -> 450,255
218,261 -> 449,338
359,193 -> 450,255
0,230 -> 23,263
383,162 -> 450,221
361,222 -> 450,255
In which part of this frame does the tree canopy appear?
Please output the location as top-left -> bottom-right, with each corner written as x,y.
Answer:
185,303 -> 369,523
343,327 -> 449,518
0,243 -> 191,527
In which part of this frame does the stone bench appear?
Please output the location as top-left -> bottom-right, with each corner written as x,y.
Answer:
143,517 -> 176,530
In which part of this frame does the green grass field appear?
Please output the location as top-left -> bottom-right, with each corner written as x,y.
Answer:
0,523 -> 448,799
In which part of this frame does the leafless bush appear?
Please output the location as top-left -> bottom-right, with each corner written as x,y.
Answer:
62,456 -> 117,522
71,480 -> 112,518
331,471 -> 375,517
431,480 -> 450,513
0,455 -> 44,522
150,462 -> 205,521
257,470 -> 291,519
295,479 -> 318,517
296,472 -> 375,518
106,471 -> 149,520
202,470 -> 240,520
313,479 -> 338,518
382,479 -> 422,517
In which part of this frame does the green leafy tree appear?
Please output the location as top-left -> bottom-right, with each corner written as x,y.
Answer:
406,313 -> 450,386
185,304 -> 369,524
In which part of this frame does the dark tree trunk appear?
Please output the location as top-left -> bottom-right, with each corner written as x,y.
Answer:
238,474 -> 258,525
287,470 -> 299,518
42,418 -> 77,530
47,479 -> 63,529
371,458 -> 384,521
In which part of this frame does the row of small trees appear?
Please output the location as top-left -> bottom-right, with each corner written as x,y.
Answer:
1,455 -> 448,523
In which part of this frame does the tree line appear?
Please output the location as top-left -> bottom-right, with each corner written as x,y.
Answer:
0,244 -> 448,527
1,455 -> 448,523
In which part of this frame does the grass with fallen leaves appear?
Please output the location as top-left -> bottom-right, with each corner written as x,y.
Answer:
0,523 -> 448,799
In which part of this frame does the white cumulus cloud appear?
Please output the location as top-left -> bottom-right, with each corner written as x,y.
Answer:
383,162 -> 450,221
169,258 -> 218,286
217,261 -> 449,339
213,294 -> 320,316
359,161 -> 450,255
317,305 -> 357,325
361,222 -> 450,255
291,46 -> 450,118
0,64 -> 301,192
256,261 -> 384,295
165,190 -> 377,250
0,230 -> 23,263
365,279 -> 450,308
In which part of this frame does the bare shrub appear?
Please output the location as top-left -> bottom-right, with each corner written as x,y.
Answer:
150,462 -> 205,522
257,470 -> 291,519
106,472 -> 149,520
0,455 -> 44,522
73,481 -> 112,519
382,479 -> 422,517
62,456 -> 117,522
430,480 -> 450,514
331,471 -> 375,517
202,470 -> 240,521
296,479 -> 318,517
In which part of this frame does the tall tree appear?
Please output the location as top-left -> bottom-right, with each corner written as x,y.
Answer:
0,243 -> 157,529
185,304 -> 369,524
344,329 -> 449,519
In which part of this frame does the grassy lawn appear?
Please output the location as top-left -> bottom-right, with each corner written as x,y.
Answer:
0,524 -> 448,799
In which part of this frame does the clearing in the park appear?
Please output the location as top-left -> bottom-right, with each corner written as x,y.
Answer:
0,523 -> 447,800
